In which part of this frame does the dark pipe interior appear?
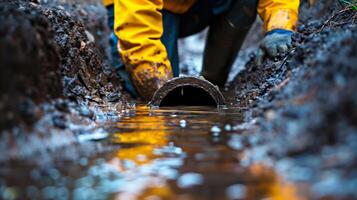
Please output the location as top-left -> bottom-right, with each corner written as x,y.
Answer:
159,85 -> 217,107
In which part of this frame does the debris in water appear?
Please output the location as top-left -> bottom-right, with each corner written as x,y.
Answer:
153,142 -> 183,156
179,119 -> 187,128
225,184 -> 246,199
210,125 -> 221,133
224,124 -> 232,131
77,128 -> 108,142
177,172 -> 204,188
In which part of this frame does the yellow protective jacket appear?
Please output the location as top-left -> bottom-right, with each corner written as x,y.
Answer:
103,0 -> 299,94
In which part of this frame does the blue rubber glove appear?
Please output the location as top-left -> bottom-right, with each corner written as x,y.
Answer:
255,29 -> 293,65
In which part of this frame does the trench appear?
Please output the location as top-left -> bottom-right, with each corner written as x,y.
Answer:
2,1 -> 355,199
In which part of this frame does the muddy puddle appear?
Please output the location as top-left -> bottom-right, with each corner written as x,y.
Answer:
102,105 -> 307,200
1,105 -> 309,200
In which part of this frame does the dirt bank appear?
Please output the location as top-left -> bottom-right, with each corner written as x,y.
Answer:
229,0 -> 357,198
0,0 -> 131,161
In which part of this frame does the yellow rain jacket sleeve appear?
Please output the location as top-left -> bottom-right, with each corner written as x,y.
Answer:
113,0 -> 195,75
114,0 -> 170,72
103,0 -> 113,7
258,0 -> 300,32
114,0 -> 171,99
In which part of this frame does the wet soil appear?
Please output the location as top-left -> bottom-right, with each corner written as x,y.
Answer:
228,1 -> 357,198
0,0 -> 130,129
0,0 -> 356,199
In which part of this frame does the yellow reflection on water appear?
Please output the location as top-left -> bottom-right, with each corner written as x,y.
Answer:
108,106 -> 177,200
110,105 -> 170,166
246,164 -> 306,200
107,105 -> 307,200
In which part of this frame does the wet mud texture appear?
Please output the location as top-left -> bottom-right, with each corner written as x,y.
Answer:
0,0 -> 128,131
0,0 -> 132,163
0,0 -> 62,129
229,0 -> 357,198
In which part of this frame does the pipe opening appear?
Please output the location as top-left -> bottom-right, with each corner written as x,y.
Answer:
150,76 -> 226,108
159,85 -> 217,107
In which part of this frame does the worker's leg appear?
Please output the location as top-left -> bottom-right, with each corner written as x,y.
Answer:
161,11 -> 180,77
106,5 -> 137,96
161,0 -> 218,77
178,0 -> 214,38
106,5 -> 181,96
201,0 -> 258,87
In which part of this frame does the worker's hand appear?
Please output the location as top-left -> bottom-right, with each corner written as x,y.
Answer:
255,29 -> 293,66
130,63 -> 173,101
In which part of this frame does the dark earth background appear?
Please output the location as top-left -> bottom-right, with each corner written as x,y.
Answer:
0,0 -> 356,199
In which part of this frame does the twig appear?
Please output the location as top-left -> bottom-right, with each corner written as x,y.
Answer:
353,12 -> 357,23
278,48 -> 296,69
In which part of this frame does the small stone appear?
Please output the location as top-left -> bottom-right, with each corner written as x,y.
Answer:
54,99 -> 69,112
226,184 -> 246,199
153,142 -> 183,155
177,173 -> 204,188
85,30 -> 95,43
224,124 -> 232,131
52,115 -> 67,129
265,110 -> 276,121
80,157 -> 88,166
179,119 -> 187,128
136,154 -> 147,162
79,106 -> 94,119
80,41 -> 86,50
210,125 -> 221,133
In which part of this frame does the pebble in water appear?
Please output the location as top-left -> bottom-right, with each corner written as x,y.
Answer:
179,119 -> 187,128
211,125 -> 221,137
177,172 -> 204,188
212,132 -> 220,137
225,184 -> 246,199
228,134 -> 244,150
79,157 -> 88,166
136,154 -> 147,162
153,142 -> 183,155
210,125 -> 221,133
224,124 -> 232,131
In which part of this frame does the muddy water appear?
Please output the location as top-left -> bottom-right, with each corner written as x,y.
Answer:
0,105 -> 308,200
104,105 -> 307,200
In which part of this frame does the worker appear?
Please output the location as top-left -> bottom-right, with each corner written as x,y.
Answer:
103,0 -> 299,100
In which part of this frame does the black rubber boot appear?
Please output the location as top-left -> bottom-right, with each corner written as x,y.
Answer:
201,0 -> 258,87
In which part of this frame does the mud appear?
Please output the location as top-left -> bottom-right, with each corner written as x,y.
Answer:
0,0 -> 130,126
228,1 -> 357,198
0,0 -> 356,199
0,0 -> 131,161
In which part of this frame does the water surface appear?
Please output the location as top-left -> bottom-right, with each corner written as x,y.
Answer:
104,105 -> 305,200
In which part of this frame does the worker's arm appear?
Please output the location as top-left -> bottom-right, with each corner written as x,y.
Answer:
255,0 -> 300,65
258,0 -> 300,32
114,0 -> 172,100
